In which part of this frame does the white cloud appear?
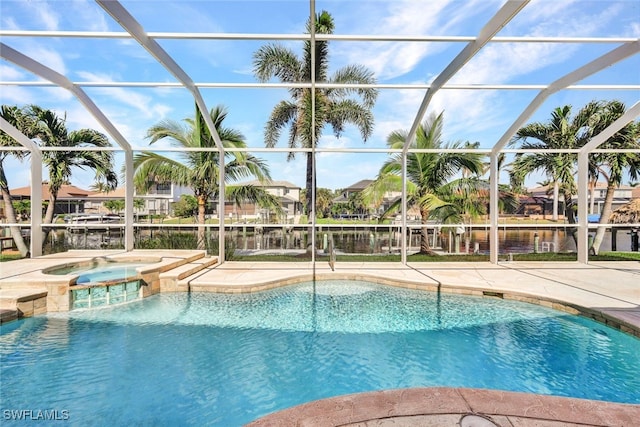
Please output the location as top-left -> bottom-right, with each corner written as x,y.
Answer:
24,44 -> 67,75
518,0 -> 579,24
1,16 -> 20,31
74,71 -> 173,121
363,0 -> 634,151
334,0 -> 500,80
451,42 -> 565,85
26,1 -> 60,31
0,85 -> 73,107
0,86 -> 34,105
44,86 -> 74,103
0,64 -> 28,80
70,0 -> 110,32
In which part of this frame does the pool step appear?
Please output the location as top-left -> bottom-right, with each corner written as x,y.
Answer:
0,288 -> 48,323
160,257 -> 218,292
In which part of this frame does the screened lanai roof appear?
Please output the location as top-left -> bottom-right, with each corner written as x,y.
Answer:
1,0 -> 639,263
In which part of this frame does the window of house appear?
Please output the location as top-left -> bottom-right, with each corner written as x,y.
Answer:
156,183 -> 171,195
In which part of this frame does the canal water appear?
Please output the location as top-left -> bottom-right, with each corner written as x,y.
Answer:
49,226 -> 636,255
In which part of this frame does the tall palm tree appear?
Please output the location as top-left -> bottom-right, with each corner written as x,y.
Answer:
509,103 -> 599,224
587,100 -> 640,254
0,105 -> 31,256
134,104 -> 279,250
363,112 -> 485,254
253,10 -> 378,217
27,105 -> 118,231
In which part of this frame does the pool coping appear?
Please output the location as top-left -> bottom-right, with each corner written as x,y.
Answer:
245,387 -> 640,426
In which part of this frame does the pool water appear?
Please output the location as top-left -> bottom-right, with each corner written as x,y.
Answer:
47,263 -> 146,284
1,280 -> 639,426
74,265 -> 143,285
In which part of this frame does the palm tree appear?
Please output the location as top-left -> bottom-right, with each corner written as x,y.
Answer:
134,104 -> 279,250
27,105 -> 118,233
363,112 -> 485,254
509,104 -> 599,224
587,100 -> 640,254
301,187 -> 334,218
0,105 -> 31,256
253,10 -> 378,217
104,199 -> 125,214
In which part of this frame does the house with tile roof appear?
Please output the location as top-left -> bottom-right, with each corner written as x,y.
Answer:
7,183 -> 90,217
527,182 -> 636,218
85,183 -> 193,217
5,182 -> 193,219
217,180 -> 302,222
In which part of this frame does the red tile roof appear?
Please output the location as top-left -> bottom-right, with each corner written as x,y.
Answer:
87,187 -> 126,198
10,183 -> 91,199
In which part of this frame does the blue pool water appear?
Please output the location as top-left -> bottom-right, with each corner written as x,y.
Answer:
1,280 -> 639,426
73,264 -> 143,285
47,262 -> 149,285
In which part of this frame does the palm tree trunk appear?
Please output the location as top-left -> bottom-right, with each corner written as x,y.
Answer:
0,180 -> 29,257
591,182 -> 616,255
419,208 -> 434,254
564,191 -> 578,246
588,178 -> 596,214
42,194 -> 57,244
552,181 -> 559,221
197,195 -> 206,251
305,152 -> 314,219
564,191 -> 576,224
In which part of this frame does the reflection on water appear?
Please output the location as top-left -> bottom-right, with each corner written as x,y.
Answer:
50,226 -> 635,255
467,229 -> 574,254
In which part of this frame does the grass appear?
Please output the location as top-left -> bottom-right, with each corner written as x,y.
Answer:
593,251 -> 640,261
2,252 -> 638,263
134,212 -> 579,227
0,252 -> 24,262
229,251 -> 640,262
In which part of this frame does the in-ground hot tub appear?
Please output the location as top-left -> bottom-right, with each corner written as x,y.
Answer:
43,256 -> 162,310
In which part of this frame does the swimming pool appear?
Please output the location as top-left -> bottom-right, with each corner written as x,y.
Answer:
40,257 -> 162,310
43,257 -> 159,277
1,280 -> 638,426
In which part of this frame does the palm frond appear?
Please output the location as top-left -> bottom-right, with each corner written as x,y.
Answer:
328,64 -> 378,108
146,119 -> 191,147
0,105 -> 32,162
264,100 -> 297,148
327,99 -> 374,141
253,44 -> 303,83
133,151 -> 191,192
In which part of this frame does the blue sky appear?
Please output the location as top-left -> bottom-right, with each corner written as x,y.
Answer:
1,0 -> 639,192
